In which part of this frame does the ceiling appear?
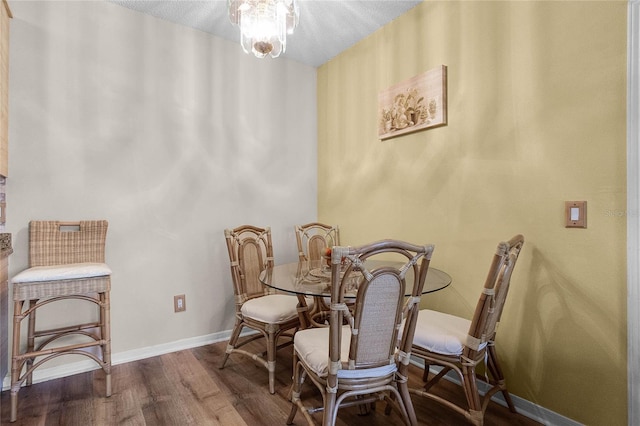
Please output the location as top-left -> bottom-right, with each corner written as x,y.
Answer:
109,0 -> 423,67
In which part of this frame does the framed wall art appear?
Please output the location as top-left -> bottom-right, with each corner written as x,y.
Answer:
378,65 -> 447,140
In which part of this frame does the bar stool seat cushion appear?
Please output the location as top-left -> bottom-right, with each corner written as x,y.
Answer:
12,262 -> 112,283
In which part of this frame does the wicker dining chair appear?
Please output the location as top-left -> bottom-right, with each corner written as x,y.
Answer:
295,222 -> 343,324
287,239 -> 435,426
220,225 -> 301,394
9,220 -> 112,422
295,223 -> 340,263
408,235 -> 525,426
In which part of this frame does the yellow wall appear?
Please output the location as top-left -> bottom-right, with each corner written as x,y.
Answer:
317,1 -> 627,424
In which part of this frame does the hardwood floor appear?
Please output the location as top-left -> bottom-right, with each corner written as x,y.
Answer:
1,340 -> 541,425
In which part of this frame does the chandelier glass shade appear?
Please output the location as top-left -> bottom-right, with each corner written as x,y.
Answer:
228,0 -> 299,59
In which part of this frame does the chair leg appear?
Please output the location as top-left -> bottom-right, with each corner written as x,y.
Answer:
355,394 -> 372,415
462,365 -> 483,426
486,344 -> 516,413
10,390 -> 17,423
422,362 -> 430,382
26,300 -> 37,386
10,300 -> 24,423
384,391 -> 394,415
287,356 -> 316,426
101,291 -> 112,397
323,390 -> 338,426
424,365 -> 449,392
220,318 -> 243,369
266,324 -> 279,394
397,376 -> 418,425
287,353 -> 302,425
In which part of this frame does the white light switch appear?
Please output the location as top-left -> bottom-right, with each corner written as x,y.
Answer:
565,201 -> 587,228
570,207 -> 580,221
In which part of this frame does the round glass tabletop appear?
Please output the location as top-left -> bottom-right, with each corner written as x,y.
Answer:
259,260 -> 451,299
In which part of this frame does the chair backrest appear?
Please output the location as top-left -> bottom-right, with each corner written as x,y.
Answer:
224,225 -> 274,305
294,223 -> 340,262
464,234 -> 525,357
327,240 -> 434,386
29,220 -> 108,267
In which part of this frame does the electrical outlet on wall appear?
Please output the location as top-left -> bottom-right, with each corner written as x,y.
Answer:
174,294 -> 186,312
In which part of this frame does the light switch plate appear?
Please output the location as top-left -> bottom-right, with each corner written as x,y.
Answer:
174,294 -> 186,312
565,201 -> 587,228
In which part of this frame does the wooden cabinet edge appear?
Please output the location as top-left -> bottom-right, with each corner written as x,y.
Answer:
3,0 -> 11,18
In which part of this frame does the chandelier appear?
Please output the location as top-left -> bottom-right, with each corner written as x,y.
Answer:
228,0 -> 299,59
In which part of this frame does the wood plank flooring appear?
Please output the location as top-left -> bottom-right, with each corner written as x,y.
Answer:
1,340 -> 541,425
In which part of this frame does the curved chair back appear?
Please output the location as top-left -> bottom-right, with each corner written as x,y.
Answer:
328,240 -> 434,386
295,222 -> 340,262
464,234 -> 525,358
224,225 -> 274,303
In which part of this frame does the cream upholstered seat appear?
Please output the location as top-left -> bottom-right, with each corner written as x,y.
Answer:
220,225 -> 301,394
408,235 -> 524,426
240,293 -> 300,323
287,240 -> 435,426
412,310 -> 486,356
10,221 -> 112,423
294,222 -> 340,262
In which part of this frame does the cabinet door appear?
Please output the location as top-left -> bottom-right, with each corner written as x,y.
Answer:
0,0 -> 10,177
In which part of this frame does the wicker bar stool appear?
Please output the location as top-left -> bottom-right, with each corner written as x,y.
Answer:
9,220 -> 112,422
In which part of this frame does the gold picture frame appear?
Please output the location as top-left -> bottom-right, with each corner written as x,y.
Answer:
378,65 -> 448,140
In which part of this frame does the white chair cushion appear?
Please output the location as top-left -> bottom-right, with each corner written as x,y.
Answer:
12,262 -> 112,283
241,294 -> 300,324
294,325 -> 397,379
411,309 -> 487,356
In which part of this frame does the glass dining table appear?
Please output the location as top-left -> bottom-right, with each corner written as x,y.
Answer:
259,259 -> 452,328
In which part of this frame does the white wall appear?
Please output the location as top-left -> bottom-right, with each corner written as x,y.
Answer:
5,0 -> 317,367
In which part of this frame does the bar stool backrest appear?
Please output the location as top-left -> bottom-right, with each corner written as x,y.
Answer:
29,220 -> 108,267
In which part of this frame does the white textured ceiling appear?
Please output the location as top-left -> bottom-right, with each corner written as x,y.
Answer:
109,0 -> 422,67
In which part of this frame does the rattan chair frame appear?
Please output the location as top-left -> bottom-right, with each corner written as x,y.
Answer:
295,222 -> 342,324
220,225 -> 300,394
10,220 -> 112,423
287,239 -> 435,426
409,234 -> 525,426
295,223 -> 340,263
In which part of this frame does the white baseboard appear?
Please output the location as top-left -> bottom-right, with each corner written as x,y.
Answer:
1,328 -> 248,391
408,357 -> 583,426
2,332 -> 580,426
